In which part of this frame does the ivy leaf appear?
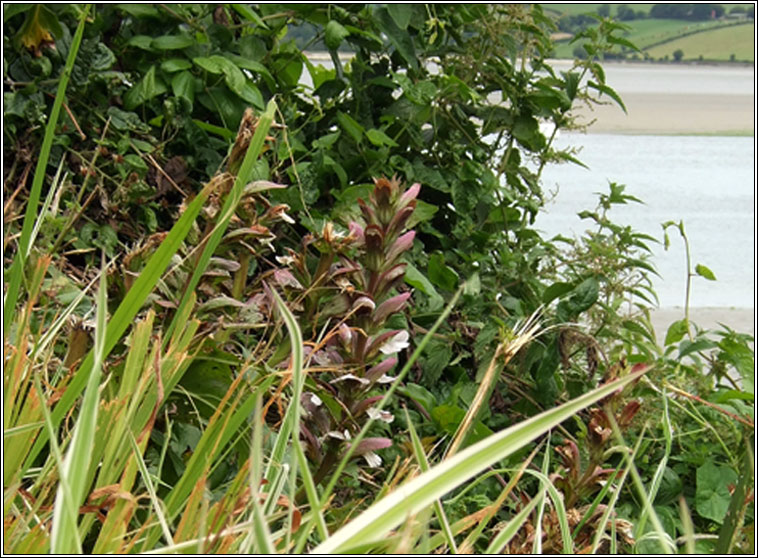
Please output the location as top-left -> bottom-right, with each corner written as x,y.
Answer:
696,461 -> 738,523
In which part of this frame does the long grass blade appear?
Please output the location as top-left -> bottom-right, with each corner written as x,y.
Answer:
50,250 -> 107,553
312,366 -> 650,553
23,168 -> 218,477
405,408 -> 458,554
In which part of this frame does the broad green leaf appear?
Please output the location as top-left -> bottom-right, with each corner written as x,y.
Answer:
337,111 -> 364,143
542,281 -> 574,305
161,58 -> 192,72
406,199 -> 438,229
230,4 -> 267,28
123,65 -> 167,110
126,34 -> 154,50
664,319 -> 688,346
696,461 -> 738,523
397,383 -> 437,415
387,3 -> 413,29
152,34 -> 194,50
404,261 -> 444,311
193,55 -> 225,74
116,4 -> 159,17
325,20 -> 349,50
313,367 -> 649,552
428,253 -> 459,291
679,338 -> 718,358
375,6 -> 418,71
365,128 -> 399,147
171,70 -> 195,109
695,264 -> 717,281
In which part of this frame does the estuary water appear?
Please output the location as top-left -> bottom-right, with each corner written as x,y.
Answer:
535,133 -> 755,309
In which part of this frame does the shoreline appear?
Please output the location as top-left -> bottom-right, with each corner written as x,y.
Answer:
650,307 -> 755,343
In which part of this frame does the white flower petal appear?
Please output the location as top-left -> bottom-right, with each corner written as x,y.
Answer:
379,330 -> 410,355
366,408 -> 395,423
363,451 -> 382,468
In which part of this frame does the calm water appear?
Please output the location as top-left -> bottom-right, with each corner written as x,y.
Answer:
535,133 -> 755,308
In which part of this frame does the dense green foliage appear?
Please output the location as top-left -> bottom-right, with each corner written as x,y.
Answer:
3,4 -> 753,554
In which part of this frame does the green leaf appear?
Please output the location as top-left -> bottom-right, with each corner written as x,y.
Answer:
431,404 -> 494,445
151,34 -> 194,50
116,4 -> 159,17
375,6 -> 418,71
230,4 -> 267,28
422,339 -> 453,384
695,264 -> 717,281
160,58 -> 192,73
325,20 -> 349,51
404,261 -> 444,311
123,65 -> 167,110
664,319 -> 688,346
542,281 -> 574,305
193,55 -> 224,74
679,338 -> 719,359
428,253 -> 459,291
126,35 -> 155,50
587,80 -> 627,113
238,82 -> 264,110
387,3 -> 413,29
337,111 -> 365,143
397,383 -> 437,416
696,461 -> 738,523
171,70 -> 195,109
365,128 -> 398,147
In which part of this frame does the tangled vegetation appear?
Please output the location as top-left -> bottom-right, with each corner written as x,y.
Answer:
3,4 -> 753,554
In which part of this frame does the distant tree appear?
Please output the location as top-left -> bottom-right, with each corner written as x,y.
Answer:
616,5 -> 636,21
748,6 -> 755,18
673,49 -> 684,62
729,6 -> 747,14
597,4 -> 610,17
730,53 -> 736,61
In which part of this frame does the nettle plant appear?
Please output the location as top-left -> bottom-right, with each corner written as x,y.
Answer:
273,176 -> 419,485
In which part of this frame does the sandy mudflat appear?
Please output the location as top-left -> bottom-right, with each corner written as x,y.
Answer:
650,307 -> 755,343
576,92 -> 755,135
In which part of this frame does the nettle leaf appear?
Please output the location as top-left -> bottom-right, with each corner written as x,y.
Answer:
422,339 -> 453,384
431,404 -> 494,446
696,461 -> 738,523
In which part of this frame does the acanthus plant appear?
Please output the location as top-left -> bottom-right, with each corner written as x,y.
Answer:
272,176 -> 420,486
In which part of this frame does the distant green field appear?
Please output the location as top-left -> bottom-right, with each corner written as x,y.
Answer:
644,22 -> 755,60
541,3 -> 749,18
618,17 -> 735,48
